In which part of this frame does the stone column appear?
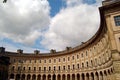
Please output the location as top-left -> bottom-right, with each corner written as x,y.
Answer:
106,72 -> 109,80
94,74 -> 97,80
45,75 -> 47,80
36,75 -> 38,80
51,75 -> 53,80
41,75 -> 42,80
61,75 -> 62,80
99,75 -> 102,80
89,76 -> 92,80
47,75 -> 49,80
30,76 -> 32,80
80,74 -> 82,80
75,74 -> 77,80
84,75 -> 87,80
25,75 -> 27,80
46,75 -> 47,80
94,75 -> 96,80
56,74 -> 58,80
14,76 -> 17,80
70,74 -> 72,80
66,75 -> 67,80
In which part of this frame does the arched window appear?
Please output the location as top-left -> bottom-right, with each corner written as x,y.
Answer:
44,60 -> 46,63
13,59 -> 16,62
19,60 -> 21,63
63,66 -> 65,70
63,58 -> 65,62
103,54 -> 105,63
29,67 -> 31,70
94,47 -> 96,49
23,59 -> 26,63
99,57 -> 101,65
59,58 -> 60,62
73,65 -> 75,69
34,67 -> 36,71
39,67 -> 41,71
39,60 -> 41,63
54,59 -> 56,63
30,60 -> 31,63
91,60 -> 93,67
68,65 -> 70,70
77,64 -> 79,69
86,51 -> 88,56
54,66 -> 56,71
34,60 -> 36,63
81,53 -> 84,57
72,56 -> 74,60
18,66 -> 20,71
86,62 -> 88,67
82,63 -> 84,68
77,55 -> 79,59
49,67 -> 51,71
12,66 -> 15,70
95,59 -> 97,66
23,67 -> 25,70
49,59 -> 51,63
58,66 -> 60,70
68,57 -> 70,61
44,67 -> 46,71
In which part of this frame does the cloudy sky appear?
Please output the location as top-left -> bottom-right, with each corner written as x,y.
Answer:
0,0 -> 103,53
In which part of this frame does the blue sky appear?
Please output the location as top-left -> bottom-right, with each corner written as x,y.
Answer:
0,0 -> 102,53
48,0 -> 66,17
83,0 -> 96,4
49,0 -> 97,17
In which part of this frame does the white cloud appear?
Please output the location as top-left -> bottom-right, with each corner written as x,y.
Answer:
65,0 -> 82,7
0,0 -> 104,52
0,41 -> 41,53
41,0 -> 101,51
65,0 -> 103,6
0,0 -> 50,45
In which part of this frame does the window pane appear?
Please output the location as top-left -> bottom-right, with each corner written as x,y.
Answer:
114,15 -> 120,26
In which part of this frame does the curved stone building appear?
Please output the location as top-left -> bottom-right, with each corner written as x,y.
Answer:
0,0 -> 120,80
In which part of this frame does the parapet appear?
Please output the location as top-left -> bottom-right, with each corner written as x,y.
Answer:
102,0 -> 120,6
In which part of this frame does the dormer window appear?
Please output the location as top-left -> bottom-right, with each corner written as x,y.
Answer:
114,15 -> 120,26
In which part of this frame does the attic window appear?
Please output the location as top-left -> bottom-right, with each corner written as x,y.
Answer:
114,15 -> 120,26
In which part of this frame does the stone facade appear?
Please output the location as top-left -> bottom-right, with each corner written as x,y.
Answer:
0,0 -> 120,80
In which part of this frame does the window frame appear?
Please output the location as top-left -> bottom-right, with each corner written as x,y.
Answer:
114,15 -> 120,26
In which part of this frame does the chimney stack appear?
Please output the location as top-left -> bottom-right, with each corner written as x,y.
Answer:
50,49 -> 56,54
0,47 -> 5,53
17,49 -> 23,54
34,50 -> 40,54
